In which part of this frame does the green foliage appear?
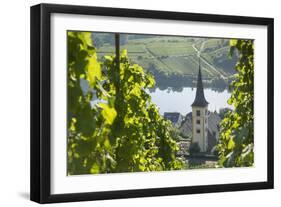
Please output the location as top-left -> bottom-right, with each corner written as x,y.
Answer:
67,31 -> 116,175
217,40 -> 254,167
67,31 -> 184,175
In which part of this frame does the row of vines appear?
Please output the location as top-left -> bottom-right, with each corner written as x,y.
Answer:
67,32 -> 184,174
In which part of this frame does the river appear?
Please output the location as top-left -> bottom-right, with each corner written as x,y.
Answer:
147,87 -> 233,115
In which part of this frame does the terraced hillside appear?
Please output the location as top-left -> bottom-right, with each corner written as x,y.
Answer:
92,33 -> 238,90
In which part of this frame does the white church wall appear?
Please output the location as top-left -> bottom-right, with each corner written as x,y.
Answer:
192,106 -> 208,152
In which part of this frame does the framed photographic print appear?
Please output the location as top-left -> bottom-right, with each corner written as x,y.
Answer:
30,3 -> 274,203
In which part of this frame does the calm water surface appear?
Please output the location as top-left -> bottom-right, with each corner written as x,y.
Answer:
147,87 -> 233,115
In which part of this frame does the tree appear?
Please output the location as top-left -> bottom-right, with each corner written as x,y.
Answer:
217,40 -> 254,167
67,31 -> 184,174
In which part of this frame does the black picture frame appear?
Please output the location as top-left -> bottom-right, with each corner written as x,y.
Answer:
30,3 -> 274,204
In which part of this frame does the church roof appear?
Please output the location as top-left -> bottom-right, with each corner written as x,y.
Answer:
191,59 -> 209,107
164,112 -> 183,124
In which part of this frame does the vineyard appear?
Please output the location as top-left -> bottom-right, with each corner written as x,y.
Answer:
94,33 -> 238,80
67,31 -> 254,175
67,32 -> 184,175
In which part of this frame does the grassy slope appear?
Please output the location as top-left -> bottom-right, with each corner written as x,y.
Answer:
94,33 -> 237,79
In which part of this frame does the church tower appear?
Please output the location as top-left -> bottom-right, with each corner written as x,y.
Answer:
191,59 -> 209,152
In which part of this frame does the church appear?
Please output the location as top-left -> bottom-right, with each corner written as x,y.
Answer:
191,59 -> 210,152
181,59 -> 221,154
164,59 -> 222,154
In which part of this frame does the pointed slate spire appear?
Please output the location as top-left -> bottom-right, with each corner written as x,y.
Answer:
191,58 -> 209,107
